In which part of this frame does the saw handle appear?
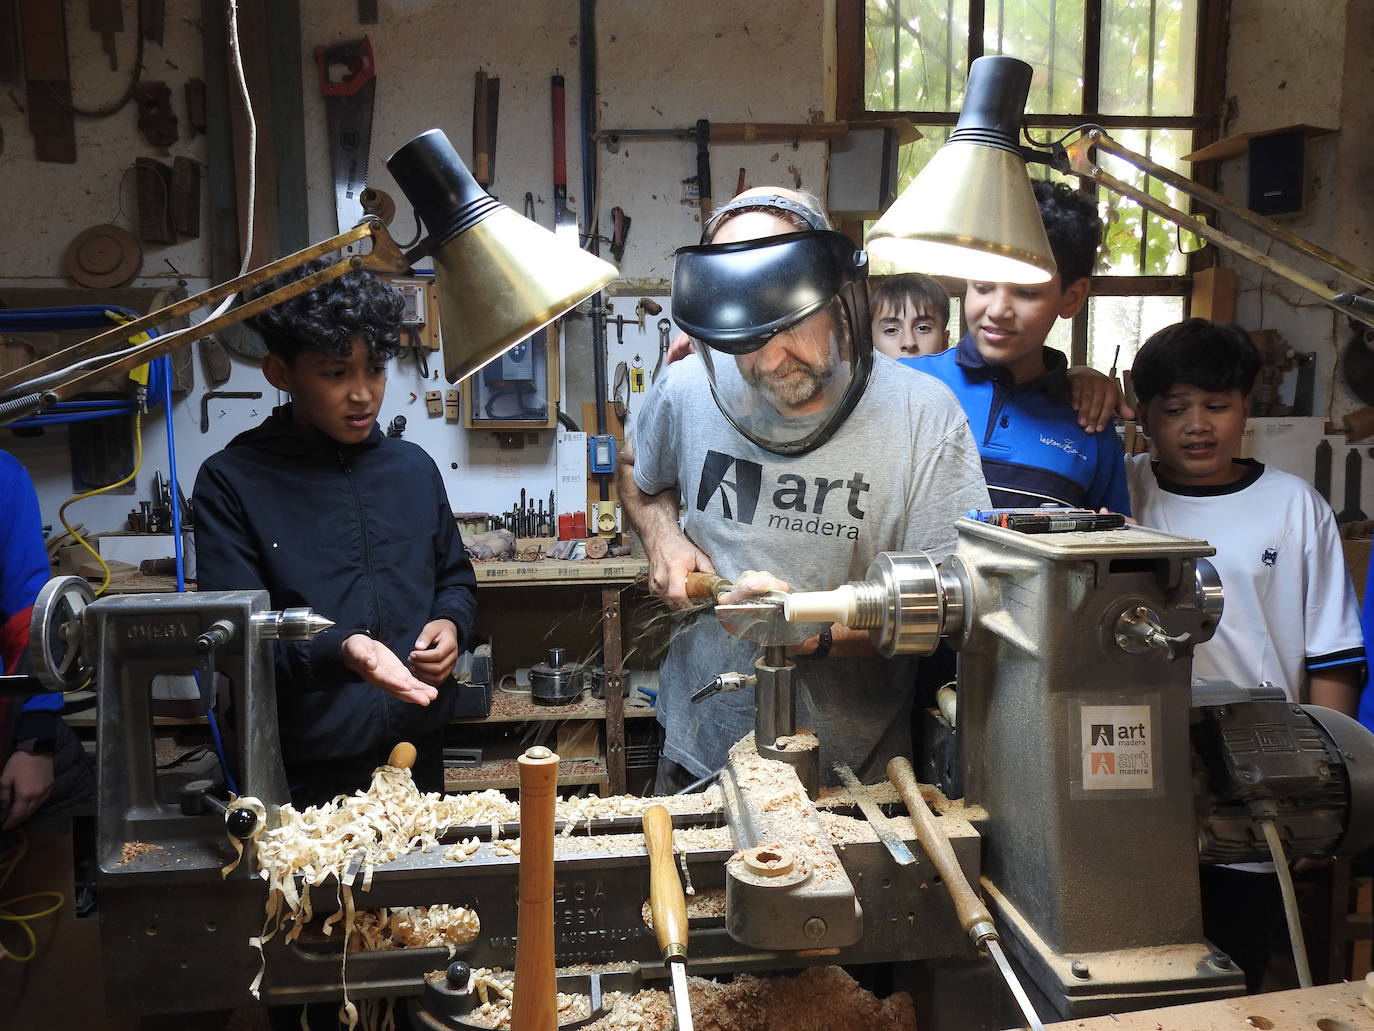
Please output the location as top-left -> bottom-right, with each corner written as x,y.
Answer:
642,804 -> 689,961
887,756 -> 995,946
684,572 -> 732,603
315,37 -> 376,96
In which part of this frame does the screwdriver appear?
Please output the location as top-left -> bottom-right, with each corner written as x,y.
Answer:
642,804 -> 694,1031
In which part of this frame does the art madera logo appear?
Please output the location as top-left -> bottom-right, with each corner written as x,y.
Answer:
696,450 -> 869,541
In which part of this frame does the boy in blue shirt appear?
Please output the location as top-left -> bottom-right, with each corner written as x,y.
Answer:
904,180 -> 1130,513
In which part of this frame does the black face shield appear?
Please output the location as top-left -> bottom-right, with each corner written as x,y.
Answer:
670,231 -> 875,455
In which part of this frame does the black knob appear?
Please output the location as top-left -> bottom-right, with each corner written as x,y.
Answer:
548,647 -> 566,667
446,960 -> 472,990
225,806 -> 259,839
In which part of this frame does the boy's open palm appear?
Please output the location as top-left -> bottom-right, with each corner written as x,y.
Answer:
342,634 -> 438,705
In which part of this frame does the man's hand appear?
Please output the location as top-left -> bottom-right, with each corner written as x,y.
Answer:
1,750 -> 54,830
650,535 -> 718,610
409,619 -> 460,687
342,634 -> 439,705
665,331 -> 694,366
1067,366 -> 1135,432
717,569 -> 789,604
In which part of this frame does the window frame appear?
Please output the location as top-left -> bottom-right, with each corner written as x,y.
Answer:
835,0 -> 1232,365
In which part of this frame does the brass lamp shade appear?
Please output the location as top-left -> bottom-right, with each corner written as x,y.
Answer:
866,142 -> 1056,284
865,55 -> 1056,285
388,129 -> 617,383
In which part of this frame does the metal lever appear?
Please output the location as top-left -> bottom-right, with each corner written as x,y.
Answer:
1114,605 -> 1191,660
690,671 -> 754,704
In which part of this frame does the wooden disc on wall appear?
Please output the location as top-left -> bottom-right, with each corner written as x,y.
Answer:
62,224 -> 143,289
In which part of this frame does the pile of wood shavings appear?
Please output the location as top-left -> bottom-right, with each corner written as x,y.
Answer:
581,966 -> 915,1031
118,840 -> 162,864
239,763 -> 725,1029
436,967 -> 591,1029
349,904 -> 479,953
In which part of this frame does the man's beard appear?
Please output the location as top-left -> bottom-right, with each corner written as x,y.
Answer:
744,353 -> 836,410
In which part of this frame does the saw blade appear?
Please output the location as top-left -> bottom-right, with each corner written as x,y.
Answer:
327,78 -> 376,235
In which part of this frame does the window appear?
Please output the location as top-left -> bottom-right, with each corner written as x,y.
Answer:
842,0 -> 1228,371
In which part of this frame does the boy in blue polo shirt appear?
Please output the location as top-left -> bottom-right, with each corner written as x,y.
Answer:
904,180 -> 1129,513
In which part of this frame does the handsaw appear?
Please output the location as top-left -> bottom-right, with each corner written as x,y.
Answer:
551,73 -> 577,241
315,37 -> 376,236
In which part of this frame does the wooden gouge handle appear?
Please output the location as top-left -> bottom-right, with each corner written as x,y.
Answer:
684,571 -> 732,603
642,804 -> 689,961
886,756 -> 996,946
387,741 -> 417,769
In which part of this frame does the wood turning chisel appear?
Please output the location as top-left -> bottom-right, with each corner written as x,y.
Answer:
642,804 -> 694,1031
887,757 -> 1045,1031
834,760 -> 915,867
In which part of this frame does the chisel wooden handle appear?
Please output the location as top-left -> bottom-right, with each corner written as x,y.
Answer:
387,741 -> 417,769
684,572 -> 731,603
511,747 -> 561,1031
886,756 -> 995,945
642,804 -> 689,961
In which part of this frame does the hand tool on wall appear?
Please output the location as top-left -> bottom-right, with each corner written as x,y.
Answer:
472,69 -> 499,188
652,317 -> 672,383
642,804 -> 695,1031
200,390 -> 262,434
694,119 -> 712,223
1314,439 -> 1332,503
1338,447 -> 1367,522
609,206 -> 630,264
316,37 -> 376,235
887,757 -> 1046,1031
510,746 -> 560,1031
551,73 -> 577,240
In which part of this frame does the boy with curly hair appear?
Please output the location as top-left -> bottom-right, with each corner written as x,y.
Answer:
193,259 -> 478,807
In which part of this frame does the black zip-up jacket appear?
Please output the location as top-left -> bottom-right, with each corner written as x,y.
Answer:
192,406 -> 478,793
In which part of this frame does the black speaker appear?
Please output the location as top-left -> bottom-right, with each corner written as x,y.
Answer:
1247,130 -> 1305,216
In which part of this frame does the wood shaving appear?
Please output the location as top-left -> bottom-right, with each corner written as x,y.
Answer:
582,966 -> 915,1031
349,904 -> 480,953
118,841 -> 162,864
240,762 -> 724,1030
437,967 -> 591,1029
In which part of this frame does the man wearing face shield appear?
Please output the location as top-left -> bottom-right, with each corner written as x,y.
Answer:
617,189 -> 990,792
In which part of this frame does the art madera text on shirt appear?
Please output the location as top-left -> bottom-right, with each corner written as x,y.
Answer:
695,449 -> 868,541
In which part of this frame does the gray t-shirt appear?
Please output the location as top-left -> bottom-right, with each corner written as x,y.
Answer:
631,352 -> 990,782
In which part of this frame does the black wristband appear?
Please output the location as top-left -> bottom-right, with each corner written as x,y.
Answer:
803,626 -> 832,660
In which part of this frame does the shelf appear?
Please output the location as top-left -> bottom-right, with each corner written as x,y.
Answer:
443,756 -> 607,793
472,558 -> 647,586
456,689 -> 657,724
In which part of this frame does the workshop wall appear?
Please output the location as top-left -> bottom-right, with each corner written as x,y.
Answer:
0,0 -> 830,539
1215,0 -> 1374,424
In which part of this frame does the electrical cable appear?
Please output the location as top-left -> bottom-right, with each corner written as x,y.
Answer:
1260,817 -> 1313,988
57,410 -> 145,598
0,833 -> 66,963
46,5 -> 146,119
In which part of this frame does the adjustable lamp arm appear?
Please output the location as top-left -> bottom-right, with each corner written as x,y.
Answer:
1056,127 -> 1374,328
0,218 -> 410,425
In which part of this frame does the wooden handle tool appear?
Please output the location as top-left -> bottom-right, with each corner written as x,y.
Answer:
511,746 -> 561,1031
642,804 -> 694,1031
387,741 -> 417,769
684,571 -> 732,603
887,756 -> 1045,1031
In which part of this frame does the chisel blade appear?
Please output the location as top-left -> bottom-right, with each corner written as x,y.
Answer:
668,958 -> 694,1031
986,938 -> 1045,1031
834,761 -> 915,866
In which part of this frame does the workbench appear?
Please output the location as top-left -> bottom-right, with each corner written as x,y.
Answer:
1038,978 -> 1371,1030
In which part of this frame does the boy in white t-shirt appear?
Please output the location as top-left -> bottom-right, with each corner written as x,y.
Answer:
1127,317 -> 1364,992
